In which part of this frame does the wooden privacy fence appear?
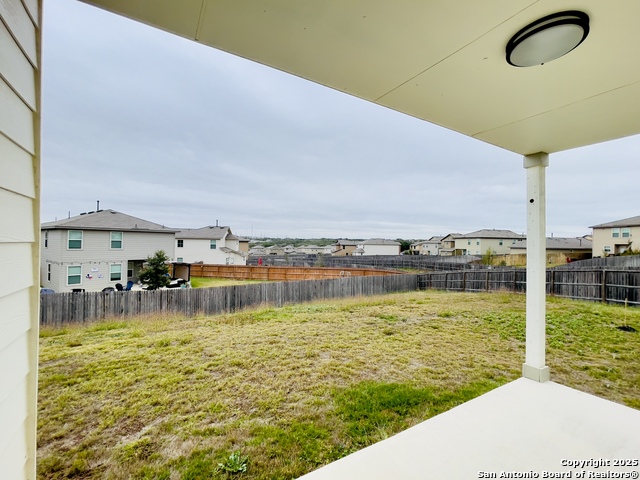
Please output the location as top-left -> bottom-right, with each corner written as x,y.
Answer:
40,274 -> 419,326
418,268 -> 640,306
189,264 -> 403,281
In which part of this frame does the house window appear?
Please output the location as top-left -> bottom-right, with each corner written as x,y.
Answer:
512,240 -> 517,244
68,230 -> 83,249
612,228 -> 620,238
604,246 -> 612,253
210,240 -> 217,249
47,263 -> 51,282
476,240 -> 480,245
499,240 -> 503,246
467,240 -> 471,245
622,227 -> 631,238
177,257 -> 183,263
44,231 -> 48,248
177,239 -> 184,248
110,231 -> 123,249
67,265 -> 82,285
110,264 -> 122,282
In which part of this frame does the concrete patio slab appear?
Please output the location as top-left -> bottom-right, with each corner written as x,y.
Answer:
300,378 -> 640,479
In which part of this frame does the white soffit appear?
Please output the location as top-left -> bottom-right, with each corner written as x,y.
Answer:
79,0 -> 640,155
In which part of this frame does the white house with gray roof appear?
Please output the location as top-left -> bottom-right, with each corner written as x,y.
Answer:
175,226 -> 247,265
455,229 -> 525,256
354,238 -> 401,256
41,210 -> 177,293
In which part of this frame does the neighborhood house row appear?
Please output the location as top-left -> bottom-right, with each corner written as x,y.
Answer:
40,210 -> 638,292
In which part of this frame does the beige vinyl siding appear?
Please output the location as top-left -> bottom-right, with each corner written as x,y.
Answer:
41,230 -> 175,292
0,0 -> 40,477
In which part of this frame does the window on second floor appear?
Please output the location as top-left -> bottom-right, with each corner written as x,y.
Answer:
499,240 -> 503,246
68,230 -> 82,249
210,240 -> 217,249
622,227 -> 631,238
612,228 -> 620,238
47,263 -> 51,282
476,239 -> 480,245
44,231 -> 48,248
110,231 -> 123,249
177,239 -> 184,248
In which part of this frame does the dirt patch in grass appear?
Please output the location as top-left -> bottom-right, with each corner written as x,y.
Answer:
37,291 -> 640,479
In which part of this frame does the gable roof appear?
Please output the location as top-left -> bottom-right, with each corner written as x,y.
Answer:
511,237 -> 592,251
176,226 -> 233,240
362,238 -> 401,246
41,209 -> 177,233
458,229 -> 524,239
589,215 -> 640,229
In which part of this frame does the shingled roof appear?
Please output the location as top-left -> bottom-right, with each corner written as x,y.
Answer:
41,209 -> 177,233
589,215 -> 640,228
458,229 -> 524,239
175,226 -> 233,240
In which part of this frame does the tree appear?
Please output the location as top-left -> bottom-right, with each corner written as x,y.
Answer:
481,247 -> 495,265
138,250 -> 171,290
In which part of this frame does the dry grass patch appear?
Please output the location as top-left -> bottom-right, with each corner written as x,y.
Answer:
37,291 -> 640,479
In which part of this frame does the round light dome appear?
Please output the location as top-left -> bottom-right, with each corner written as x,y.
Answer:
506,11 -> 590,67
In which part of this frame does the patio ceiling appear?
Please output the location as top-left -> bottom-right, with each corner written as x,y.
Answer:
79,0 -> 640,156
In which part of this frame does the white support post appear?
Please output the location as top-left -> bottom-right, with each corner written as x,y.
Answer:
523,153 -> 550,382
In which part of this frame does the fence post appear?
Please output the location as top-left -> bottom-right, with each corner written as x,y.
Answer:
462,271 -> 466,292
445,273 -> 448,290
550,269 -> 555,297
601,270 -> 607,303
486,271 -> 490,291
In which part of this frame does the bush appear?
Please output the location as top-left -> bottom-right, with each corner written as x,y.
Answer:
138,250 -> 171,290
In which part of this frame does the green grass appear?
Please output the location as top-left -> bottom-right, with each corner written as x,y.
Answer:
190,277 -> 265,288
37,291 -> 640,479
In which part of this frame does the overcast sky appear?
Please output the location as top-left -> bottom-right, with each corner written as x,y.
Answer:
41,0 -> 640,240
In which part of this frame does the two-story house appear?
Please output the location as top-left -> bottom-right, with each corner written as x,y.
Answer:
455,229 -> 525,256
410,236 -> 444,255
41,210 -> 177,292
175,226 -> 247,265
590,215 -> 640,256
332,239 -> 359,256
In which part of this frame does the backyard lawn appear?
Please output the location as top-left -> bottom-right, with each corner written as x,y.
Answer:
37,291 -> 640,479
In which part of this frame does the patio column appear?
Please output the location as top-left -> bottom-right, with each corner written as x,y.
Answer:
522,153 -> 550,382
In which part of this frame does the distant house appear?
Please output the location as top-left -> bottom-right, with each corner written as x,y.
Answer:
355,238 -> 401,256
175,226 -> 247,265
41,209 -> 177,293
439,233 -> 461,256
454,229 -> 524,256
297,245 -> 329,255
332,239 -> 359,256
410,236 -> 443,255
510,237 -> 592,261
590,215 -> 640,256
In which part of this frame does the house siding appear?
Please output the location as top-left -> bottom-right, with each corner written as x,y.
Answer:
592,225 -> 639,257
362,244 -> 400,256
176,236 -> 246,265
41,230 -> 175,292
0,0 -> 41,477
455,237 -> 518,256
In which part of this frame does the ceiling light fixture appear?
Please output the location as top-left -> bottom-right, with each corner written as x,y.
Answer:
506,11 -> 590,67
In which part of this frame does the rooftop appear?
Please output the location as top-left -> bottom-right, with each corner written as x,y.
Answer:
41,209 -> 177,233
590,215 -> 640,229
